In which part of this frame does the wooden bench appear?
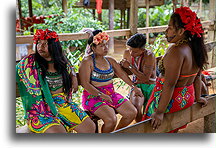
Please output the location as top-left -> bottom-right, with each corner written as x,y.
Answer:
112,95 -> 215,133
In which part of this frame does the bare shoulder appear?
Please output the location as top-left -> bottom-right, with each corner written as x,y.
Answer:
80,55 -> 93,66
166,45 -> 187,61
105,56 -> 118,64
144,49 -> 155,61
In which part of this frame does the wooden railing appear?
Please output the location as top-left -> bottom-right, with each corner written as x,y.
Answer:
16,20 -> 214,44
112,95 -> 215,133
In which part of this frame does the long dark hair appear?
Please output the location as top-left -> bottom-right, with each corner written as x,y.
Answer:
171,13 -> 208,69
35,38 -> 72,95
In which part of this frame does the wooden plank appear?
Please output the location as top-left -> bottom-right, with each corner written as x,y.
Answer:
112,96 -> 215,133
204,113 -> 215,133
126,0 -> 164,8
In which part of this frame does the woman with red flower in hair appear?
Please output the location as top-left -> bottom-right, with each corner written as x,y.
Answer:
142,7 -> 208,132
16,29 -> 96,133
79,30 -> 142,133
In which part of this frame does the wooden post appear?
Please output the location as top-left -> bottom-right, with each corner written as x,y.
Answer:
172,0 -> 177,12
129,0 -> 138,35
17,0 -> 23,34
208,0 -> 216,68
146,0 -> 150,44
123,9 -> 126,29
98,13 -> 102,22
62,0 -> 68,14
28,0 -> 33,34
92,9 -> 96,20
120,9 -> 123,29
199,0 -> 202,18
127,8 -> 130,29
204,113 -> 215,133
109,0 -> 114,54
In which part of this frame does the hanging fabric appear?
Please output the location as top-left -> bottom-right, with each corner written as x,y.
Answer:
96,0 -> 103,14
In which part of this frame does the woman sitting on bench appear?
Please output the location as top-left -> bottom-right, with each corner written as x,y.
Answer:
16,29 -> 95,133
142,7 -> 208,132
79,30 -> 142,133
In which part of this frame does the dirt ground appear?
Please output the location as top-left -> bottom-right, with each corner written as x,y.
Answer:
109,39 -> 215,133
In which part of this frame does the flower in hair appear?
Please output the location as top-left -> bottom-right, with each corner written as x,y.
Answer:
175,7 -> 204,38
92,32 -> 109,45
33,29 -> 59,44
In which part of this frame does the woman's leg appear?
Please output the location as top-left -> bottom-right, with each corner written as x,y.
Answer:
115,101 -> 137,130
130,90 -> 145,122
74,117 -> 96,133
44,124 -> 66,133
94,105 -> 117,133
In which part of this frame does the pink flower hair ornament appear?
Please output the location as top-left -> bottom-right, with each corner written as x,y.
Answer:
33,29 -> 59,44
174,7 -> 204,38
91,32 -> 110,46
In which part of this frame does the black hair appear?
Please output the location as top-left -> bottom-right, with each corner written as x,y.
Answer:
88,29 -> 102,45
126,33 -> 146,49
35,38 -> 72,95
170,13 -> 208,69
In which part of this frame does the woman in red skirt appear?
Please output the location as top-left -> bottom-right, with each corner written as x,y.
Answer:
142,7 -> 208,132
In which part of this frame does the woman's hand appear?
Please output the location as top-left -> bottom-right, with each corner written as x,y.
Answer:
196,97 -> 208,107
150,111 -> 164,130
101,94 -> 113,104
120,59 -> 131,69
72,75 -> 78,93
133,86 -> 143,97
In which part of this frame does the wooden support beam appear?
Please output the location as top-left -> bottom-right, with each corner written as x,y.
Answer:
17,0 -> 23,34
129,0 -> 138,35
112,96 -> 215,133
109,0 -> 114,54
208,0 -> 216,68
28,0 -> 34,34
146,0 -> 150,44
62,0 -> 68,14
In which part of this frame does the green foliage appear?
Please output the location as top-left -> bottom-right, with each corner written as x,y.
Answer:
146,34 -> 168,57
33,8 -> 105,52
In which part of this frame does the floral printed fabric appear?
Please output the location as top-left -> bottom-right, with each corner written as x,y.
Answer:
143,77 -> 195,121
82,83 -> 128,114
27,93 -> 88,133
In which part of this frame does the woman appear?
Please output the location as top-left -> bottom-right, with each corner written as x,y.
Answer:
142,7 -> 208,132
120,33 -> 156,122
79,30 -> 142,133
16,29 -> 95,133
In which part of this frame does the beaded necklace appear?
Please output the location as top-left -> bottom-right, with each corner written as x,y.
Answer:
46,71 -> 63,91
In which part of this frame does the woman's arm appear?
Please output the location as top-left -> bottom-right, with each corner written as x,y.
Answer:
151,47 -> 183,129
78,57 -> 113,103
121,51 -> 155,84
107,57 -> 143,97
193,71 -> 208,107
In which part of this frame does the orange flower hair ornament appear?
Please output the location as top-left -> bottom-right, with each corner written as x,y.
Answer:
33,29 -> 59,44
91,32 -> 109,45
175,7 -> 204,38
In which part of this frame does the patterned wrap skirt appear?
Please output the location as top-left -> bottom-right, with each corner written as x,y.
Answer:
142,78 -> 195,132
27,93 -> 88,133
82,83 -> 128,114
